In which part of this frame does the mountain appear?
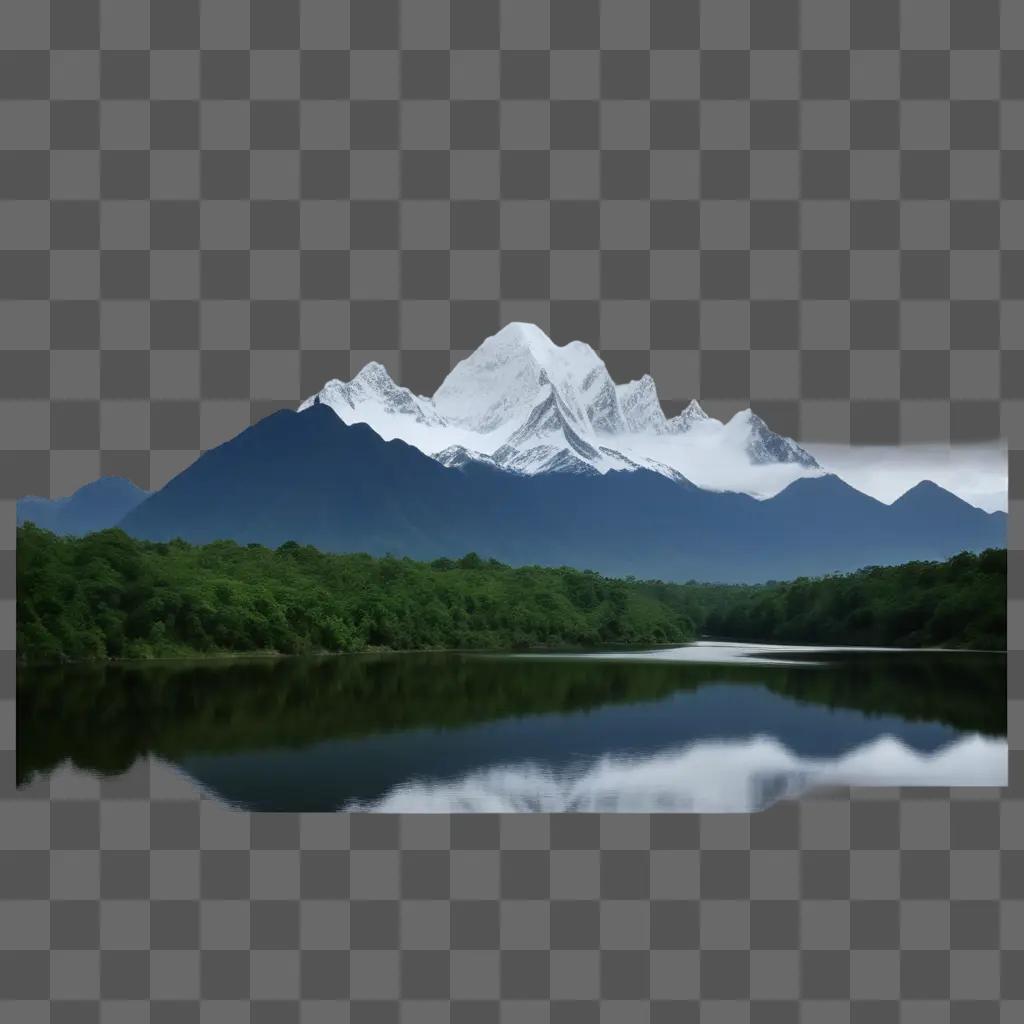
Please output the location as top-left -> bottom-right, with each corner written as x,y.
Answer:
666,398 -> 711,434
118,404 -> 1006,584
433,323 -> 604,434
891,479 -> 1005,523
617,374 -> 667,433
300,322 -> 823,495
121,404 -> 456,558
17,477 -> 149,537
731,409 -> 820,467
296,360 -> 444,445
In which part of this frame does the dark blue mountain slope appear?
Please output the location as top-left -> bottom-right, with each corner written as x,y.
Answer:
17,477 -> 149,537
116,404 -> 1007,584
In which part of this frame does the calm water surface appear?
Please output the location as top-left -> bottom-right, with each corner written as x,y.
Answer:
17,642 -> 1007,812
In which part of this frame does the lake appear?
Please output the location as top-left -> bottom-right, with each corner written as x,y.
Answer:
17,642 -> 1007,813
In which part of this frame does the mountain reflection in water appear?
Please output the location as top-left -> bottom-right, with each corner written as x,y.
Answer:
17,642 -> 1007,813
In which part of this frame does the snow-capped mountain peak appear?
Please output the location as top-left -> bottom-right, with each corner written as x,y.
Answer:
352,360 -> 394,387
579,364 -> 628,435
727,409 -> 821,468
617,374 -> 668,434
667,398 -> 710,433
492,381 -> 604,473
299,323 -> 825,497
299,361 -> 444,437
433,323 -> 602,437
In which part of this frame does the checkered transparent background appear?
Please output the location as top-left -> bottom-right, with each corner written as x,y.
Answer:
1,0 -> 1023,1018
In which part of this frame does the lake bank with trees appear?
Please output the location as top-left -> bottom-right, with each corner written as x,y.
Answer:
16,525 -> 697,664
16,524 -> 1006,665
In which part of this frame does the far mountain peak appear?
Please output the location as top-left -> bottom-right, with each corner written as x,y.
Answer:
893,479 -> 973,508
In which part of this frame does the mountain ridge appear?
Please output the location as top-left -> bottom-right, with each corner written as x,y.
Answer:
17,477 -> 150,537
15,326 -> 1007,581
301,323 -> 825,495
116,404 -> 1007,584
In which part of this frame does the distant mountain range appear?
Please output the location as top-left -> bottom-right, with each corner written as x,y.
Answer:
16,477 -> 148,537
104,402 -> 1004,584
16,324 -> 1007,583
300,323 -> 821,496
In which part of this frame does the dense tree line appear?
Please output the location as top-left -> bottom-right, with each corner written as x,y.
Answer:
16,525 -> 1006,665
682,548 -> 1006,652
16,525 -> 696,664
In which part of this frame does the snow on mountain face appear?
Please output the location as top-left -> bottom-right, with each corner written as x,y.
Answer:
434,323 -> 594,436
617,375 -> 668,433
299,323 -> 824,497
431,323 -> 646,474
667,398 -> 711,434
433,445 -> 501,471
492,443 -> 602,477
728,409 -> 821,468
299,362 -> 446,444
497,384 -> 599,460
580,365 -> 628,434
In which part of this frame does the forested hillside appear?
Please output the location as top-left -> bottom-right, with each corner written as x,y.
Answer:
15,525 -> 696,664
677,548 -> 1006,652
16,525 -> 1006,665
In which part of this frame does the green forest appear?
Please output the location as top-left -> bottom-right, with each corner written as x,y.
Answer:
15,524 -> 697,664
688,547 -> 1006,652
15,524 -> 1006,665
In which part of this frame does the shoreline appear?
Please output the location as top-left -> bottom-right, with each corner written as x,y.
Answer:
16,635 -> 1007,671
16,639 -> 692,670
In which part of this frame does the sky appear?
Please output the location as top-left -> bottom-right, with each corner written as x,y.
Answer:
801,440 -> 1009,513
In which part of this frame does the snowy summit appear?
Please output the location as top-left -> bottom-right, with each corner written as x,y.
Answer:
299,323 -> 824,497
